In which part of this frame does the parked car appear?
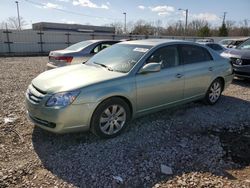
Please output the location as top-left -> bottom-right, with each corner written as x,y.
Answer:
47,40 -> 120,69
196,38 -> 214,43
197,42 -> 227,55
26,39 -> 233,138
226,38 -> 248,49
218,39 -> 235,48
221,38 -> 250,79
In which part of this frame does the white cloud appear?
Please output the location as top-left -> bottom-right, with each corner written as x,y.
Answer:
158,12 -> 170,16
138,5 -> 145,10
150,5 -> 175,13
149,5 -> 175,17
43,2 -> 62,9
72,0 -> 109,9
192,13 -> 219,21
56,0 -> 70,2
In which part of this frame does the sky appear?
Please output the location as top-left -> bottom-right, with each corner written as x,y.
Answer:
0,0 -> 250,28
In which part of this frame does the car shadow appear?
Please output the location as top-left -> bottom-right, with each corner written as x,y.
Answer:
232,78 -> 250,87
32,95 -> 250,187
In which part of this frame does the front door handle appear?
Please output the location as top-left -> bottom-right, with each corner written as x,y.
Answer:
208,67 -> 213,71
175,73 -> 183,78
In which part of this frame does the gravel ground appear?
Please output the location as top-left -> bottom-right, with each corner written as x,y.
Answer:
0,57 -> 250,188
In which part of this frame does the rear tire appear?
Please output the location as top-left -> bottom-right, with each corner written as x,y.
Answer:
90,97 -> 131,138
204,79 -> 223,105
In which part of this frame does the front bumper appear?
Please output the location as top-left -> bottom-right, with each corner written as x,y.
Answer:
25,94 -> 97,133
233,65 -> 250,78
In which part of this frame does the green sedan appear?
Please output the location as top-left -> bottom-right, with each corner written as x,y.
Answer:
26,39 -> 234,138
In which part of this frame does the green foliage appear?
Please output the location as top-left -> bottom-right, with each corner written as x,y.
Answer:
197,25 -> 211,37
219,23 -> 228,36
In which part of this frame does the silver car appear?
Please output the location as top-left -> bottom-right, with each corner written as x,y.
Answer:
26,39 -> 233,138
47,40 -> 120,69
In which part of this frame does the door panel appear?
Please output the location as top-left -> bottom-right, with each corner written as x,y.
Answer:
136,66 -> 184,112
179,44 -> 214,99
183,61 -> 214,98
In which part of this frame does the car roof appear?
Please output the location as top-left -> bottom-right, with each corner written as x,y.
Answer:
120,39 -> 193,46
226,38 -> 249,42
83,39 -> 120,43
198,42 -> 220,45
220,39 -> 234,41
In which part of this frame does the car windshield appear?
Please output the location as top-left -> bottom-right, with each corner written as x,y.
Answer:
65,41 -> 94,51
236,39 -> 250,50
86,44 -> 152,73
220,40 -> 232,45
229,40 -> 244,47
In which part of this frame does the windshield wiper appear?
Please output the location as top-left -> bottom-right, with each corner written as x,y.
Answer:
93,62 -> 113,71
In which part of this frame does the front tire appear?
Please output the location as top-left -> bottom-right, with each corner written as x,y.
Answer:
90,97 -> 131,138
204,79 -> 223,105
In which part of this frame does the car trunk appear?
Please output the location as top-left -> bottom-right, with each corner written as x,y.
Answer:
48,50 -> 74,67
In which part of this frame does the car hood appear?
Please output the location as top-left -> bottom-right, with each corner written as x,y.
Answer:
223,49 -> 250,59
32,64 -> 125,93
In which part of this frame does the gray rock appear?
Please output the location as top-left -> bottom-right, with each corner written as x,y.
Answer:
160,164 -> 173,175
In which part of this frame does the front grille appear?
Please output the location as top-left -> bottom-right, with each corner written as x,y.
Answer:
29,114 -> 56,128
27,84 -> 46,104
242,59 -> 250,65
231,57 -> 250,66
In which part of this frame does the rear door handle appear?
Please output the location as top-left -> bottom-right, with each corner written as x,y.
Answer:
208,67 -> 213,71
175,73 -> 183,78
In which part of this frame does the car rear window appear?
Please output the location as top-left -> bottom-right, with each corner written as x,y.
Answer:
65,41 -> 93,51
180,44 -> 213,64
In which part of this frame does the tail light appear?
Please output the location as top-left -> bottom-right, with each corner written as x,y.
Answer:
54,56 -> 73,63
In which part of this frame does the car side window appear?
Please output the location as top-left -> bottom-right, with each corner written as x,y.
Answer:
180,44 -> 213,64
207,44 -> 223,51
100,43 -> 112,50
146,45 -> 179,69
92,45 -> 100,54
92,42 -> 113,54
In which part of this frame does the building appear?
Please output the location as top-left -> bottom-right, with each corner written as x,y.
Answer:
32,22 -> 115,34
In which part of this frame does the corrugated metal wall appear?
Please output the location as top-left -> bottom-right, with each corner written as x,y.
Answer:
0,29 -> 236,56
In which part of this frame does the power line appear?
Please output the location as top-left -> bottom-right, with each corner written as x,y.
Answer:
23,0 -> 121,22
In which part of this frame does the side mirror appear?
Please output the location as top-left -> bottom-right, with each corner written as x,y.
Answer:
139,62 -> 161,74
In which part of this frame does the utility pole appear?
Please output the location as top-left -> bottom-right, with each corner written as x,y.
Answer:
178,8 -> 188,36
123,12 -> 127,34
15,1 -> 21,30
222,12 -> 227,24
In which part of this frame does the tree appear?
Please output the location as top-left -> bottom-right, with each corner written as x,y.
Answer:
188,19 -> 209,36
197,25 -> 211,37
0,16 -> 27,30
0,21 -> 7,29
239,19 -> 250,36
218,23 -> 228,36
106,22 -> 123,34
131,20 -> 155,35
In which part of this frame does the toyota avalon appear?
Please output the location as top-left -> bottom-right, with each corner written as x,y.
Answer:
26,39 -> 233,138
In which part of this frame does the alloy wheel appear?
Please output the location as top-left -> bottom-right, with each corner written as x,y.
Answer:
99,105 -> 126,135
208,81 -> 222,103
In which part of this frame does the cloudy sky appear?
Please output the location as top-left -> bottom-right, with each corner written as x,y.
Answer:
1,0 -> 250,28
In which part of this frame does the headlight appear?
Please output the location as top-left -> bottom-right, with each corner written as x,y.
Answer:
46,90 -> 80,107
